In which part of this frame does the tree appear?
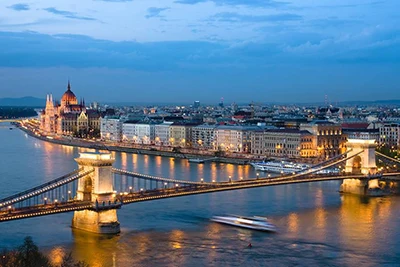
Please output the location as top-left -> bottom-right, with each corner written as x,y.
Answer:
15,236 -> 51,267
59,253 -> 89,267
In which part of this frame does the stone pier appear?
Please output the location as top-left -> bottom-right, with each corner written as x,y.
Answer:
72,152 -> 120,234
340,139 -> 381,195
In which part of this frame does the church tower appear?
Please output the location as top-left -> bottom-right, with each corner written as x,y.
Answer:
44,94 -> 56,134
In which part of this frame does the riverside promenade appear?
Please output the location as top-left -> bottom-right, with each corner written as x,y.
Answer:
16,123 -> 252,165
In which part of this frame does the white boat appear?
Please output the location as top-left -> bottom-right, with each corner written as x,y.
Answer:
211,215 -> 277,232
250,160 -> 309,174
250,161 -> 340,174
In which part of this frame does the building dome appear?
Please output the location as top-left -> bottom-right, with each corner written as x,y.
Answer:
61,81 -> 78,105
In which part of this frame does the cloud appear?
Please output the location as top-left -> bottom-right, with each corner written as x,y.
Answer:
174,0 -> 288,8
7,3 -> 30,11
43,7 -> 96,21
94,0 -> 133,2
145,7 -> 170,19
209,12 -> 302,23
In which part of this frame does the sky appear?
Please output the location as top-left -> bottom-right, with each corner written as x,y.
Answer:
0,0 -> 399,104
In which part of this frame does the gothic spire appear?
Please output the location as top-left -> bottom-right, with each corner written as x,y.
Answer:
67,79 -> 71,91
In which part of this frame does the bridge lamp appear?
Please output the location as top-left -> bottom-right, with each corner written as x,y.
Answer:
129,186 -> 133,193
201,178 -> 204,183
256,173 -> 259,179
44,197 -> 47,205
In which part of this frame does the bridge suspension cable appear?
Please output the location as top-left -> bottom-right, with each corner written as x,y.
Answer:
376,151 -> 400,164
112,168 -> 215,186
0,168 -> 94,207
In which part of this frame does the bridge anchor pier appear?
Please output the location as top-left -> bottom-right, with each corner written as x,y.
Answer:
72,209 -> 120,234
340,178 -> 387,196
72,152 -> 120,234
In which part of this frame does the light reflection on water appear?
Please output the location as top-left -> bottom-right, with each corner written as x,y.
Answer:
0,125 -> 400,266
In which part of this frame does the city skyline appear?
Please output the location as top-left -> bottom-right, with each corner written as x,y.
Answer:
0,0 -> 399,103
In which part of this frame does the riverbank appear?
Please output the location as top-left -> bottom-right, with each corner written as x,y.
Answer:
16,124 -> 251,165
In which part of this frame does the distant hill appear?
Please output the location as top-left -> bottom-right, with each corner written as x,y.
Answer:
0,97 -> 45,107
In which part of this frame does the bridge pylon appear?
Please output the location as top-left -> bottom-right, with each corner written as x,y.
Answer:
72,152 -> 120,234
345,139 -> 377,175
342,139 -> 380,195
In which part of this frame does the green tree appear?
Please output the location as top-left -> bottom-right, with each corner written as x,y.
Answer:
59,253 -> 89,267
15,236 -> 51,267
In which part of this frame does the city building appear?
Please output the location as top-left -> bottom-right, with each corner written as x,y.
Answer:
300,121 -> 345,159
192,125 -> 217,150
250,129 -> 316,159
100,116 -> 123,141
379,122 -> 400,149
169,122 -> 199,147
40,81 -> 101,136
215,125 -> 259,153
155,121 -> 173,146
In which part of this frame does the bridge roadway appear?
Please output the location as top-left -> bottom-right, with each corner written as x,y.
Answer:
1,171 -> 399,223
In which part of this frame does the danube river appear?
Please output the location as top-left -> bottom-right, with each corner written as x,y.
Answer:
1,123 -> 400,266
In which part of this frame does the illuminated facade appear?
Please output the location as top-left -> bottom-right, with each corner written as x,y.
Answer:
379,123 -> 400,149
300,121 -> 345,159
40,81 -> 100,135
250,129 -> 317,158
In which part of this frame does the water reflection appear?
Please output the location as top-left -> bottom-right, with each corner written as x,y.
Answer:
71,229 -> 120,267
1,128 -> 400,266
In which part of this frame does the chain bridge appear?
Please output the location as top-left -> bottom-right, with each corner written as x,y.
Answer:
0,139 -> 399,234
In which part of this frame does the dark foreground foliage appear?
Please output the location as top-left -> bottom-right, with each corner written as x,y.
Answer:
0,237 -> 88,267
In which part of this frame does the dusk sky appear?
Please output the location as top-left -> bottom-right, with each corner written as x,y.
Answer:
0,0 -> 399,104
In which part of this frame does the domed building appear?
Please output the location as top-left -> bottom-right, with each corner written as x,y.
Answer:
40,81 -> 100,136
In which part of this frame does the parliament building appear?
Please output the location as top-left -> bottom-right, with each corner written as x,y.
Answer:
40,81 -> 101,136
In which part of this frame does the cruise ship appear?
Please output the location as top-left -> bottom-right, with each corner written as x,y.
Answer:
250,160 -> 339,174
250,160 -> 309,173
211,215 -> 277,232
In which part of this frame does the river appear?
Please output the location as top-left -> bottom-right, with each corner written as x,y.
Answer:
0,123 -> 399,267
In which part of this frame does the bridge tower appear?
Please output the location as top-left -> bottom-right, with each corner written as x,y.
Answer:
345,139 -> 377,174
342,139 -> 379,195
72,152 -> 120,234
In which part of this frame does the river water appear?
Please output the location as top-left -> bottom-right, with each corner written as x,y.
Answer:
0,123 -> 399,267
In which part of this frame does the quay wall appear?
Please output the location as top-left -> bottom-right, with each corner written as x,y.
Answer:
17,125 -> 249,165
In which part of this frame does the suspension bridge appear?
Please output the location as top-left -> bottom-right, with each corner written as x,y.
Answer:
0,138 -> 399,234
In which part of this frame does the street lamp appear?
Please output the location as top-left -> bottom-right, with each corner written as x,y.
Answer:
228,175 -> 232,183
44,197 -> 47,205
256,173 -> 259,179
68,190 -> 71,200
129,186 -> 133,193
164,182 -> 168,189
200,178 -> 204,183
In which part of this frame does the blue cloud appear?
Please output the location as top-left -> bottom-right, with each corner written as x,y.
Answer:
43,7 -> 96,21
174,0 -> 288,7
7,3 -> 30,11
209,12 -> 302,23
145,7 -> 170,19
94,0 -> 133,2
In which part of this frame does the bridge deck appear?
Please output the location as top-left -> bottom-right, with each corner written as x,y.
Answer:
1,172 -> 399,222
